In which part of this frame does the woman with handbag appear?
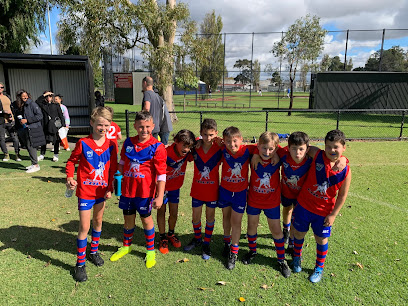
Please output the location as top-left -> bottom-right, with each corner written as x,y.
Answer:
12,90 -> 46,173
36,91 -> 65,162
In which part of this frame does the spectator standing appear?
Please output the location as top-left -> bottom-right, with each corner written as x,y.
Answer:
0,82 -> 20,161
13,90 -> 45,173
36,91 -> 65,162
141,76 -> 173,145
54,94 -> 70,151
95,91 -> 105,107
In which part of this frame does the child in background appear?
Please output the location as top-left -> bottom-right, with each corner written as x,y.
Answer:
66,107 -> 118,282
243,132 -> 291,277
157,129 -> 196,254
54,94 -> 70,151
110,111 -> 166,269
292,129 -> 351,283
105,106 -> 122,151
184,119 -> 222,261
218,126 -> 257,270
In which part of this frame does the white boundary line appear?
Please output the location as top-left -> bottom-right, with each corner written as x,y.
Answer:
348,192 -> 408,213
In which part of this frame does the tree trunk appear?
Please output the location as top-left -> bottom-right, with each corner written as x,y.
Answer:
288,80 -> 294,116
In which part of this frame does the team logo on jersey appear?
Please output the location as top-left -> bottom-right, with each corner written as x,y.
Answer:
313,181 -> 329,195
286,175 -> 300,187
316,163 -> 324,172
168,162 -> 185,180
228,162 -> 242,178
89,161 -> 105,180
86,150 -> 93,158
130,159 -> 140,172
257,172 -> 271,188
95,148 -> 103,152
283,162 -> 289,169
200,166 -> 211,180
126,146 -> 134,153
225,153 -> 231,159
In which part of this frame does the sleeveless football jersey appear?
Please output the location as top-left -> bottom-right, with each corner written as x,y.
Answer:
220,144 -> 256,192
248,158 -> 281,209
190,143 -> 222,202
298,150 -> 350,216
278,146 -> 312,200
165,143 -> 193,191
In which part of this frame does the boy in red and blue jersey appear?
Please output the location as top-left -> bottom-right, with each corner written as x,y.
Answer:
157,129 -> 196,254
66,107 -> 118,282
292,129 -> 351,283
219,126 -> 257,270
184,119 -> 222,261
105,106 -> 122,152
241,132 -> 291,277
277,132 -> 313,252
110,111 -> 167,269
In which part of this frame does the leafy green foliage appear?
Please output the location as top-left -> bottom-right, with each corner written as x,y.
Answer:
271,14 -> 326,113
0,0 -> 59,52
233,59 -> 252,85
198,11 -> 224,92
364,46 -> 408,72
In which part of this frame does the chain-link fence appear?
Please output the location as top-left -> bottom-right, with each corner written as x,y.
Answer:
105,28 -> 408,106
125,109 -> 407,141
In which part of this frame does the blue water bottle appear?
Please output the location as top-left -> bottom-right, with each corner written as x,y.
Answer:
114,170 -> 123,196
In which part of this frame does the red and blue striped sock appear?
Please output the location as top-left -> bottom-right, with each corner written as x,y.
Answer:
230,243 -> 239,254
193,221 -> 202,241
90,229 -> 101,254
283,222 -> 291,231
203,220 -> 215,245
273,237 -> 285,261
123,227 -> 135,247
76,238 -> 87,266
247,233 -> 257,253
294,237 -> 304,257
316,242 -> 328,268
223,235 -> 231,244
144,227 -> 155,251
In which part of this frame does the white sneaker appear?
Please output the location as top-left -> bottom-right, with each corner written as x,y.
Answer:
53,155 -> 59,162
26,165 -> 33,170
66,148 -> 71,151
16,155 -> 22,162
26,165 -> 40,173
37,155 -> 44,161
2,154 -> 10,161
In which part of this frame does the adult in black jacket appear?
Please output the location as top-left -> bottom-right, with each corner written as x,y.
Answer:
36,91 -> 65,162
14,90 -> 46,173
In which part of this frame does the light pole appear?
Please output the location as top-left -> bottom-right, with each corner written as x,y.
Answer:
47,1 -> 53,55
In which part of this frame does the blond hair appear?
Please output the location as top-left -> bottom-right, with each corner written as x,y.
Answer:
91,106 -> 112,123
259,131 -> 279,146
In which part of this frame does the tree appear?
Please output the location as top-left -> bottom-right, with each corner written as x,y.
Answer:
58,0 -> 194,117
198,10 -> 224,94
272,14 -> 326,115
264,64 -> 281,86
252,60 -> 261,90
0,0 -> 59,53
364,46 -> 408,72
299,63 -> 309,92
326,56 -> 353,71
319,54 -> 332,72
233,59 -> 252,86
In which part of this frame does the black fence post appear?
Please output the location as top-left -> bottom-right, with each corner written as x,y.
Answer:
400,110 -> 405,138
336,110 -> 341,130
265,111 -> 269,131
125,109 -> 130,138
200,111 -> 203,127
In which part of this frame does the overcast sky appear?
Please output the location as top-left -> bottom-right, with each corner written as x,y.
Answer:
33,0 -> 408,73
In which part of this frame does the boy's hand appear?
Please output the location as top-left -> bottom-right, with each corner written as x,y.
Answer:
215,137 -> 224,147
251,154 -> 262,170
323,213 -> 336,227
271,152 -> 280,166
332,156 -> 348,171
104,191 -> 112,200
66,177 -> 77,190
152,196 -> 163,210
195,139 -> 203,149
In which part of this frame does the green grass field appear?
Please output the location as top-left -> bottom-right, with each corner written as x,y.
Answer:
1,139 -> 408,304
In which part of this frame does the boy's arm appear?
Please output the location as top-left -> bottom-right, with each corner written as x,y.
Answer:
152,180 -> 166,209
65,141 -> 82,190
324,168 -> 352,227
332,156 -> 348,172
105,143 -> 118,199
307,146 -> 319,159
152,144 -> 167,209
